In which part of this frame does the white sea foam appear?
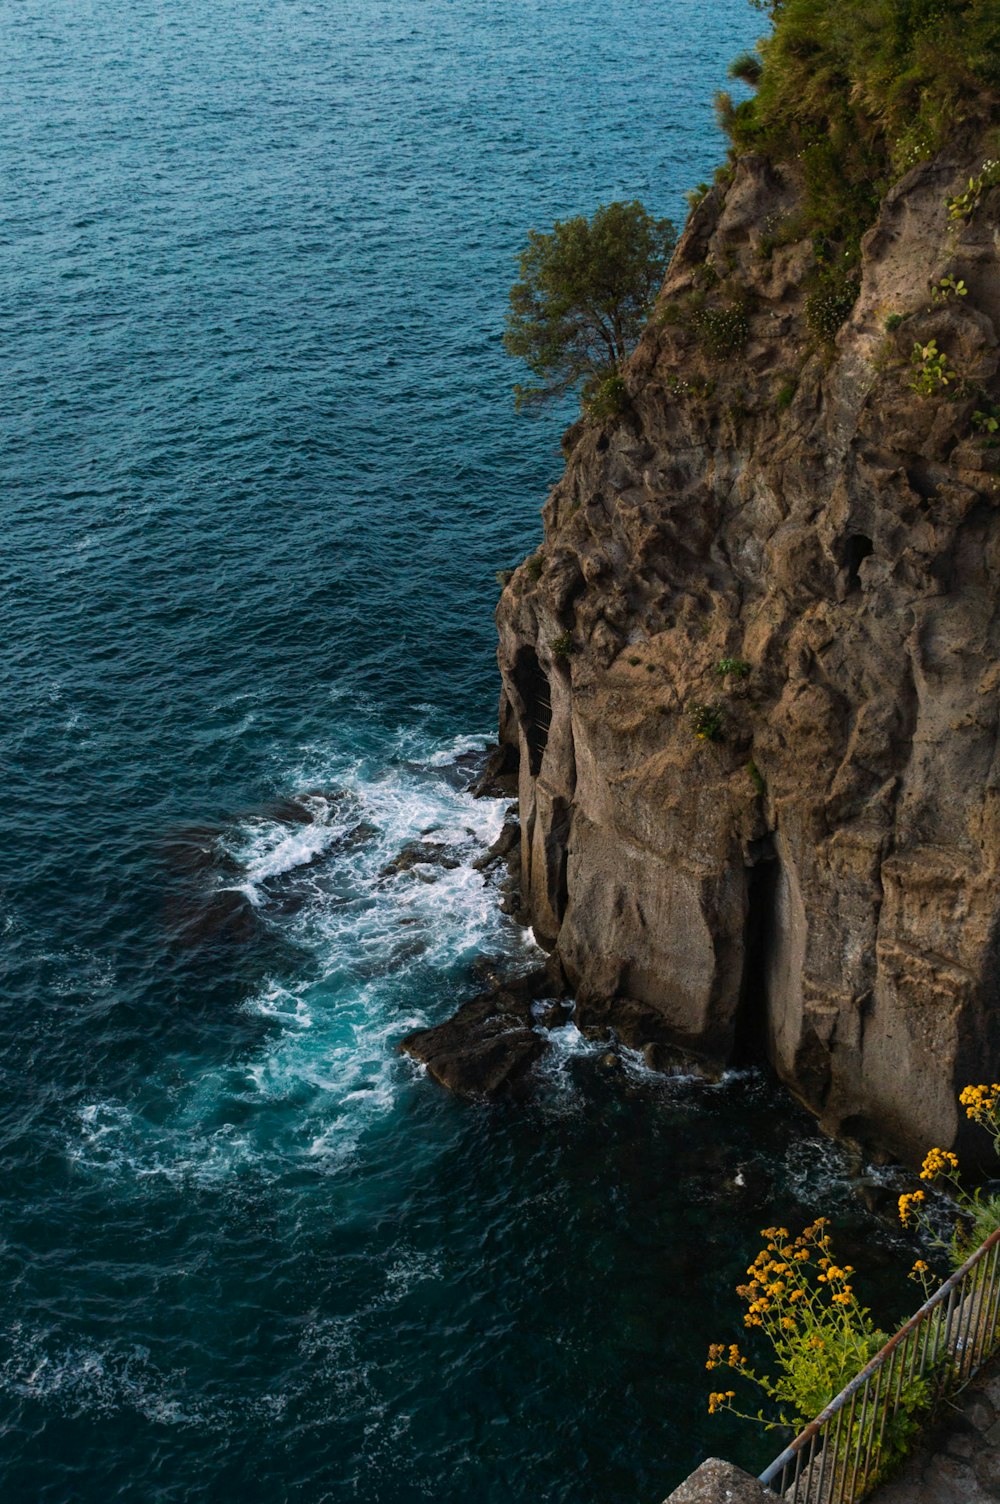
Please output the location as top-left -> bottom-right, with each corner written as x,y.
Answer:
66,731 -> 536,1185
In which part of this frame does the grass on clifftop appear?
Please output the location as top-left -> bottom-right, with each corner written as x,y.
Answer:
720,0 -> 1000,263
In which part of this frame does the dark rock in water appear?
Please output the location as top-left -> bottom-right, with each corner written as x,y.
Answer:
167,885 -> 262,949
573,994 -> 723,1079
400,968 -> 555,1097
641,1041 -> 721,1081
469,954 -> 511,988
158,823 -> 244,881
379,840 -> 461,880
470,742 -> 519,800
535,999 -> 574,1030
472,818 -> 520,872
853,1178 -> 897,1217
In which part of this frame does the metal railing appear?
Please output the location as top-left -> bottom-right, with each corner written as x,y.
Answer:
758,1225 -> 1000,1503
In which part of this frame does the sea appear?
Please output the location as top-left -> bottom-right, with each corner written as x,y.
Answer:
1,2 -> 909,1500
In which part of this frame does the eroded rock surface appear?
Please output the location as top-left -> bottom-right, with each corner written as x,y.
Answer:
495,142 -> 1000,1163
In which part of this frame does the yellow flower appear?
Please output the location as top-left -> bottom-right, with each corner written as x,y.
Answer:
898,1190 -> 926,1226
920,1147 -> 959,1181
960,1084 -> 998,1120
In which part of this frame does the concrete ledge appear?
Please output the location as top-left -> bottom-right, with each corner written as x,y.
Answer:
663,1458 -> 774,1503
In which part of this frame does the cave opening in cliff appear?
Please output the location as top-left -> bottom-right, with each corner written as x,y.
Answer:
844,533 -> 874,592
733,847 -> 780,1064
511,647 -> 551,776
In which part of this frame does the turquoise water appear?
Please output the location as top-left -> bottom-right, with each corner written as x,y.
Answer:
1,2 -> 909,1500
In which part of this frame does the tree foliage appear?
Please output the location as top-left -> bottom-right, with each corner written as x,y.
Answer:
503,200 -> 677,412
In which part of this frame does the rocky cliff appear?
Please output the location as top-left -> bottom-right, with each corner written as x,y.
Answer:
493,140 -> 1000,1164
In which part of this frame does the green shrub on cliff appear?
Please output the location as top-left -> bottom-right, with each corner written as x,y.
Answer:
805,277 -> 859,343
584,372 -> 629,420
694,303 -> 750,357
719,0 -> 1000,265
503,201 -> 677,412
909,338 -> 960,396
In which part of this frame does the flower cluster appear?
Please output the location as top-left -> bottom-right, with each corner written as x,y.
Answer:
960,1084 -> 1000,1121
898,1190 -> 926,1227
707,1390 -> 736,1415
706,1343 -> 746,1372
908,1259 -> 934,1298
707,1220 -> 886,1430
895,1085 -> 1000,1266
920,1148 -> 959,1183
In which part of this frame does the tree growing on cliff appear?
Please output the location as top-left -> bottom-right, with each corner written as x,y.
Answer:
503,200 -> 676,412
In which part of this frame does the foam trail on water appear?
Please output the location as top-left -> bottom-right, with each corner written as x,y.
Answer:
68,731 -> 538,1184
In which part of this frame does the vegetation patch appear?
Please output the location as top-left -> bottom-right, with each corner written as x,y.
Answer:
972,401 -> 1000,437
719,1 -> 1000,272
947,157 -> 1000,224
584,372 -> 629,421
688,701 -> 724,742
710,1082 -> 1000,1476
694,303 -> 750,357
930,273 -> 968,304
909,338 -> 960,397
805,277 -> 859,343
551,631 -> 575,659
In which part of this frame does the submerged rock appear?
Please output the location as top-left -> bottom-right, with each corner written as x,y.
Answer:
379,840 -> 461,880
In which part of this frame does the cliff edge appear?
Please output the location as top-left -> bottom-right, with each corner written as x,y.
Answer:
495,138 -> 1000,1163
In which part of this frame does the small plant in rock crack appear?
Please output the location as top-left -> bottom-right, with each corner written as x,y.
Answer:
688,701 -> 723,742
885,313 -> 904,332
909,339 -> 960,398
716,658 -> 751,680
525,553 -> 545,581
551,631 -> 575,659
946,160 -> 1000,225
972,404 -> 1000,439
747,760 -> 766,796
930,274 -> 968,304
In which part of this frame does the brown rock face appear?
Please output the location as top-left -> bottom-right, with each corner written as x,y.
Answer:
496,144 -> 1000,1164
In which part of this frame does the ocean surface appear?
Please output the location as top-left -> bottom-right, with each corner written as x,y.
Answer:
1,2 -> 911,1500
